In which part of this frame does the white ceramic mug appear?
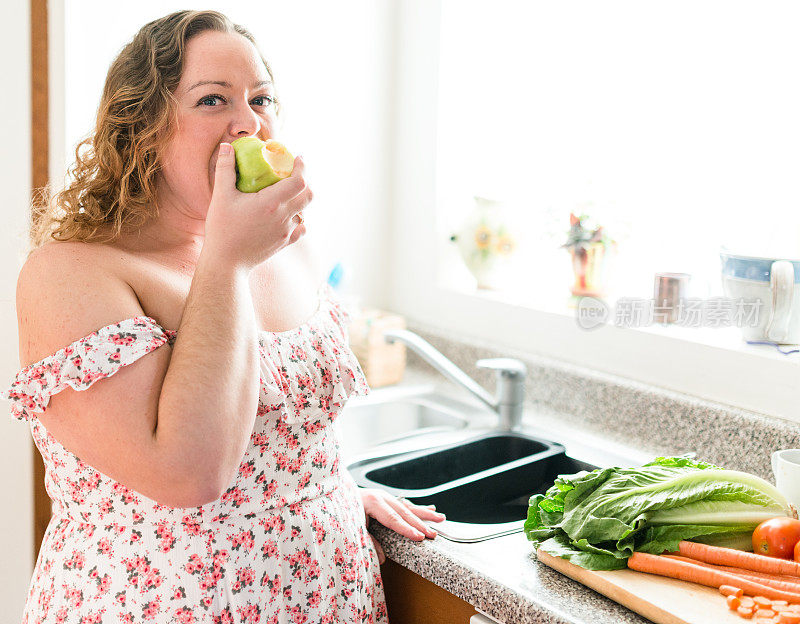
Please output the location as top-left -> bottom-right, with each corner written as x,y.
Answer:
772,449 -> 800,513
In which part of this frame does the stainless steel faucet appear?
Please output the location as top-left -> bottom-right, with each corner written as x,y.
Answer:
382,329 -> 527,431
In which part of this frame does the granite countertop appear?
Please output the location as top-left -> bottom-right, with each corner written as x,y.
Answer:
370,523 -> 649,624
352,367 -> 654,624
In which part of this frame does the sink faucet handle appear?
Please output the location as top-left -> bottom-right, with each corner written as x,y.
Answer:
476,358 -> 526,430
476,358 -> 527,379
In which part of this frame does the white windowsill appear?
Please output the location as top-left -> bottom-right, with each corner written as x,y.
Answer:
451,284 -> 800,366
402,282 -> 800,422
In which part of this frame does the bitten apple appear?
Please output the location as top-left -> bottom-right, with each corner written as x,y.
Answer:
230,137 -> 294,193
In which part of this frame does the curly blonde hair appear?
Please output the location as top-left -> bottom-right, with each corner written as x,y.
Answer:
28,10 -> 280,256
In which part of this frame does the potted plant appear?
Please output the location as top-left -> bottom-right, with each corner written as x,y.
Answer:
562,212 -> 616,297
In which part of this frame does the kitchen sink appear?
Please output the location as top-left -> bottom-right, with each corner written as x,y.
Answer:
404,452 -> 598,525
356,432 -> 564,493
340,390 -> 642,542
348,429 -> 599,541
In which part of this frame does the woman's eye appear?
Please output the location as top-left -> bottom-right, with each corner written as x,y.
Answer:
252,95 -> 275,107
198,95 -> 224,107
198,94 -> 275,107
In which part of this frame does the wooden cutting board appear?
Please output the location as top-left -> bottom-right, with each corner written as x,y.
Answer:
537,549 -> 742,624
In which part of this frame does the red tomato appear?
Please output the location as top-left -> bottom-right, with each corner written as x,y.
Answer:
752,517 -> 800,559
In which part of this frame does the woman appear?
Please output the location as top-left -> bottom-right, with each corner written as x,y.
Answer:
4,10 -> 443,623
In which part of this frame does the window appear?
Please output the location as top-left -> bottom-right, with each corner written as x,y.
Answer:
390,0 -> 800,421
436,0 -> 800,307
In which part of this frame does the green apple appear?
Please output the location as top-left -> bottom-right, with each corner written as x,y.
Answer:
230,137 -> 294,193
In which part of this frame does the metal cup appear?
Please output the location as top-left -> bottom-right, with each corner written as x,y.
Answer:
654,273 -> 690,324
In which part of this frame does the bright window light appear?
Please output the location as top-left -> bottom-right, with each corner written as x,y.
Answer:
436,0 -> 800,306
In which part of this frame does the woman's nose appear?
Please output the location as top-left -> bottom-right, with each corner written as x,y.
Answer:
228,101 -> 265,138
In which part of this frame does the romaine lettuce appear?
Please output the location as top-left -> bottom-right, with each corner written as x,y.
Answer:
526,455 -> 791,570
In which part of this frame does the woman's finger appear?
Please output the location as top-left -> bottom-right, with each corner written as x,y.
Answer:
373,498 -> 427,540
413,507 -> 447,522
284,187 -> 313,222
399,498 -> 447,522
386,498 -> 439,538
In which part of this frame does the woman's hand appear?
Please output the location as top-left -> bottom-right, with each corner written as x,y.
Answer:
204,144 -> 312,272
360,488 -> 446,564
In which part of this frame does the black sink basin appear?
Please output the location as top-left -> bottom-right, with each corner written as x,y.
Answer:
407,452 -> 598,524
350,431 -> 563,495
365,434 -> 554,489
347,431 -> 599,535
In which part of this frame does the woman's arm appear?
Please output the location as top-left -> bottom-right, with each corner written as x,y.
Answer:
153,247 -> 260,505
16,243 -> 258,508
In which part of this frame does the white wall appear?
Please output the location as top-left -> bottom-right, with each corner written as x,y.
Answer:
0,0 -> 36,619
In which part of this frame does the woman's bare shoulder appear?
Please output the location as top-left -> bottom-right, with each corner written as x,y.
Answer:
26,239 -> 139,283
26,238 -> 123,264
16,240 -> 146,366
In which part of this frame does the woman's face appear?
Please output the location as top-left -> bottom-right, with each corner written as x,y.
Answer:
157,30 -> 278,219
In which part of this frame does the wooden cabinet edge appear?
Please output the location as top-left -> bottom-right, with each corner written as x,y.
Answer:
381,559 -> 479,624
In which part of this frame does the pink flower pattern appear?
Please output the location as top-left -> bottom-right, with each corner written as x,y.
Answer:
2,282 -> 387,623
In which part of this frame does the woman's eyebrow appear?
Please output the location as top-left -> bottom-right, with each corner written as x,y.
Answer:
187,79 -> 272,92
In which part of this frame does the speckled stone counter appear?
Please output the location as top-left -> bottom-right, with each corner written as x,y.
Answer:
349,333 -> 800,623
370,522 -> 650,624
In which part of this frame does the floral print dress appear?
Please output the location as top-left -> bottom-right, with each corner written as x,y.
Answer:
2,281 -> 388,624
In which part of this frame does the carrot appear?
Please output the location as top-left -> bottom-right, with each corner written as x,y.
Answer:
679,541 -> 800,577
627,552 -> 800,603
728,595 -> 742,609
734,573 -> 800,594
663,556 -> 800,594
742,597 -> 757,608
722,585 -> 745,598
738,606 -> 753,619
757,610 -> 777,618
780,612 -> 800,623
757,597 -> 778,608
664,555 -> 800,587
